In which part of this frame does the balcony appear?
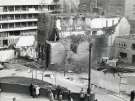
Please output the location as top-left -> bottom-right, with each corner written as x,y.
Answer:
0,26 -> 37,32
0,19 -> 38,24
0,10 -> 40,15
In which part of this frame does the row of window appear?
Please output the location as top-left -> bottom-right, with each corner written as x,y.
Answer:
115,42 -> 135,50
0,29 -> 36,37
0,14 -> 38,21
0,29 -> 37,48
1,5 -> 39,12
115,42 -> 127,48
0,39 -> 11,46
21,30 -> 37,36
0,5 -> 59,12
0,38 -> 18,47
0,33 -> 8,37
0,22 -> 37,29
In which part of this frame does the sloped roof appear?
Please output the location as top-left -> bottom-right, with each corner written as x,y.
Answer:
0,0 -> 53,6
16,36 -> 35,47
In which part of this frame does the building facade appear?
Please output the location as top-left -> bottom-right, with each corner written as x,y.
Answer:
125,0 -> 135,20
113,35 -> 135,64
125,0 -> 135,33
0,0 -> 60,48
78,0 -> 125,16
104,0 -> 125,16
86,0 -> 135,19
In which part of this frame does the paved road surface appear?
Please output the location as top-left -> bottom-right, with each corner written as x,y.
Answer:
0,64 -> 131,101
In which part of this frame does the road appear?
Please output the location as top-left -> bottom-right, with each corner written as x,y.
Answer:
0,63 -> 130,101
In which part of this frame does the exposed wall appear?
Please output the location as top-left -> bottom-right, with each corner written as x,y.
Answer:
0,49 -> 15,62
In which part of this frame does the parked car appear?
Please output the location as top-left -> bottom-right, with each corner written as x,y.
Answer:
44,74 -> 54,78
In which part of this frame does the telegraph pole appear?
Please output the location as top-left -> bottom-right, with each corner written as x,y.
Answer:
87,42 -> 92,101
87,0 -> 92,100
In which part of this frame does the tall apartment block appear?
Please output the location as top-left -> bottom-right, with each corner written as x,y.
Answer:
0,0 -> 60,48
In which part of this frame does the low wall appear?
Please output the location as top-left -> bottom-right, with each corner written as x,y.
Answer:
0,83 -> 73,100
0,83 -> 49,97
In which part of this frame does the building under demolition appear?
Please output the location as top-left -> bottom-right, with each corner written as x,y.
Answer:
37,13 -> 130,69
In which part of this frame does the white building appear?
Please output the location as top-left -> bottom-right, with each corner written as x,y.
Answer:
0,0 -> 60,48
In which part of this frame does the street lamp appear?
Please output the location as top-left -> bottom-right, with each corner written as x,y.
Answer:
87,42 -> 93,101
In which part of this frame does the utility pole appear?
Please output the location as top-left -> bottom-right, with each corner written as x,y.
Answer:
87,42 -> 92,101
87,0 -> 92,100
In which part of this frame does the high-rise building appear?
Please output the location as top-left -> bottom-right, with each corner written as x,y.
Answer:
0,0 -> 60,48
102,0 -> 135,19
104,0 -> 125,16
124,0 -> 135,33
125,0 -> 135,20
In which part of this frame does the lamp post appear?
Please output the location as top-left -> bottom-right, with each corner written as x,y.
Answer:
87,42 -> 93,101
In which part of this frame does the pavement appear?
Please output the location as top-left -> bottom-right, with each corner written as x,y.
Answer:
95,93 -> 127,101
0,91 -> 127,101
93,86 -> 129,101
0,92 -> 49,101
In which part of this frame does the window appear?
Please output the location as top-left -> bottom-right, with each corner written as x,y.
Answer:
8,6 -> 14,12
132,44 -> 135,50
15,6 -> 20,11
3,40 -> 8,46
9,15 -> 14,20
21,22 -> 26,27
15,15 -> 20,19
124,43 -> 126,47
21,15 -> 27,19
120,52 -> 127,58
3,6 -> 8,12
16,23 -> 20,27
28,14 -> 32,18
9,31 -> 20,36
2,24 -> 8,29
22,6 -> 26,11
9,23 -> 14,28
